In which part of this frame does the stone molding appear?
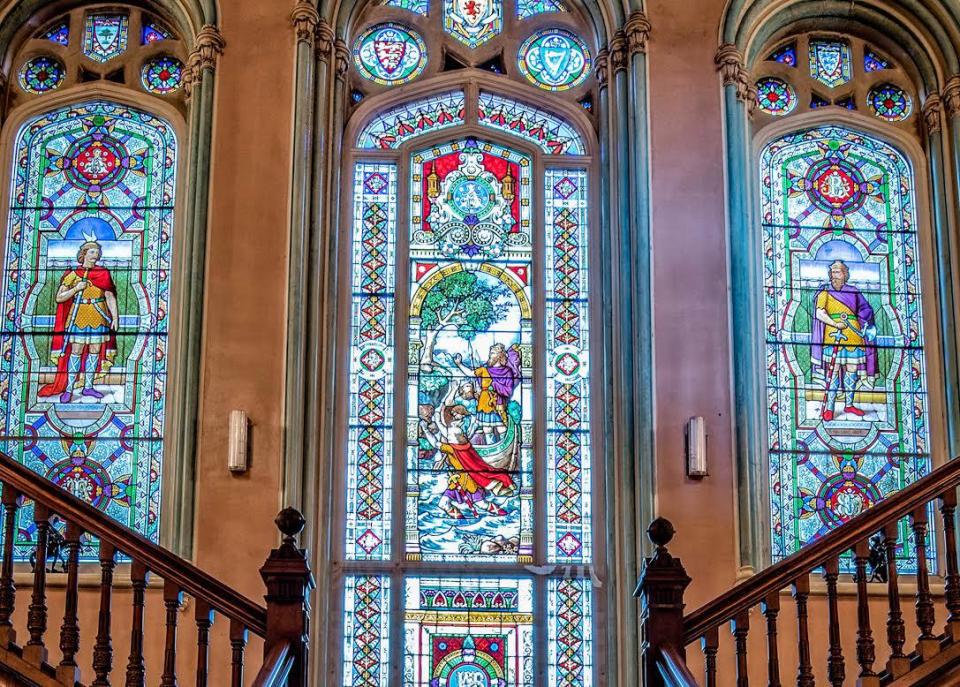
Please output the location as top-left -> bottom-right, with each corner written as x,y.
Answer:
610,31 -> 627,74
923,94 -> 943,135
185,24 -> 225,95
595,48 -> 608,87
624,10 -> 651,55
715,43 -> 753,105
292,0 -> 320,45
334,38 -> 350,79
316,19 -> 336,62
943,76 -> 960,119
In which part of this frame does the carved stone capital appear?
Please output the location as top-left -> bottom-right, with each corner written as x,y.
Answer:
923,94 -> 943,135
594,48 -> 608,87
943,75 -> 960,119
624,10 -> 651,55
714,43 -> 752,105
610,31 -> 627,74
315,19 -> 335,62
334,38 -> 350,79
184,25 -> 224,96
291,0 -> 320,45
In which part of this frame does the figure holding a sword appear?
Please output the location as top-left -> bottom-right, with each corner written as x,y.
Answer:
812,260 -> 878,421
38,233 -> 119,404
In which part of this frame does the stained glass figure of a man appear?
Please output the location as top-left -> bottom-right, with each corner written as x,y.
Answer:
39,235 -> 118,403
811,259 -> 877,421
453,343 -> 521,444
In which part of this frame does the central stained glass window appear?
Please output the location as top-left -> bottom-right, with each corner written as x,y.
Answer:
762,125 -> 932,571
341,91 -> 594,686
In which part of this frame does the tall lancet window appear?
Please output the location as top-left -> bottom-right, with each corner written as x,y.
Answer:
338,0 -> 599,683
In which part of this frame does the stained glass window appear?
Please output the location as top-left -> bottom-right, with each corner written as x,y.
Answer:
41,22 -> 70,46
1,100 -> 176,560
768,43 -> 796,66
810,93 -> 830,109
762,125 -> 932,571
141,56 -> 184,94
354,23 -> 428,86
808,39 -> 852,88
18,56 -> 65,94
754,77 -> 796,115
517,0 -> 564,19
835,94 -> 856,110
478,91 -> 586,154
864,49 -> 889,72
343,576 -> 391,687
357,91 -> 466,149
517,29 -> 591,91
443,0 -> 502,48
83,14 -> 129,62
141,21 -> 173,44
383,0 -> 430,14
548,579 -> 593,687
867,84 -> 912,122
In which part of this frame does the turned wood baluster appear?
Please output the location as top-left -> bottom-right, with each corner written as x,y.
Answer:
793,575 -> 814,687
195,600 -> 214,687
884,522 -> 910,678
761,592 -> 782,687
91,541 -> 116,687
940,490 -> 960,637
854,540 -> 878,682
0,484 -> 22,647
911,507 -> 937,650
57,522 -> 82,685
160,580 -> 182,687
230,618 -> 248,687
732,610 -> 749,687
24,502 -> 52,665
823,556 -> 845,687
125,560 -> 149,687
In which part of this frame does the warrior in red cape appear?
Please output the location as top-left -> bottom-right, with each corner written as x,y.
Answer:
38,237 -> 119,404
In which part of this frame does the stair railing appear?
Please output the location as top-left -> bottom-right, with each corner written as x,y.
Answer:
0,452 -> 314,687
637,456 -> 960,686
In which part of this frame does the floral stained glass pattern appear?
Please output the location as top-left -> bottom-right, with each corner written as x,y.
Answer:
546,169 -> 591,563
383,0 -> 430,14
354,23 -> 428,86
2,101 -> 177,560
343,576 -> 391,687
407,138 -> 534,563
141,21 -> 173,44
755,77 -> 796,115
517,29 -> 591,91
478,92 -> 586,155
548,579 -> 593,687
867,84 -> 912,122
83,14 -> 129,63
762,126 -> 932,572
42,23 -> 70,46
808,39 -> 852,89
18,56 -> 65,94
403,577 -> 534,687
443,0 -> 502,48
344,162 -> 398,561
864,49 -> 889,72
768,43 -> 796,66
141,56 -> 184,94
517,0 -> 564,19
357,91 -> 466,149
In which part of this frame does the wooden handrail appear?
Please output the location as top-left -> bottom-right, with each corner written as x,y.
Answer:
657,647 -> 699,686
682,456 -> 960,643
0,452 -> 268,637
252,641 -> 294,687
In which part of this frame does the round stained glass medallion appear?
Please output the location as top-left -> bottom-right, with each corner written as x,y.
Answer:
755,77 -> 796,115
18,56 -> 65,94
517,29 -> 591,91
867,84 -> 912,122
354,23 -> 427,86
141,56 -> 184,94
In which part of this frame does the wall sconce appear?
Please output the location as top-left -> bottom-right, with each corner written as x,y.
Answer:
686,416 -> 708,479
227,409 -> 249,473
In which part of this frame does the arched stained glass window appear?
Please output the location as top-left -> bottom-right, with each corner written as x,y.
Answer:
761,125 -> 933,570
1,101 -> 176,559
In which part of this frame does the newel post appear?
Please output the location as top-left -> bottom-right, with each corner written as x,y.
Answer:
260,508 -> 315,687
635,518 -> 692,686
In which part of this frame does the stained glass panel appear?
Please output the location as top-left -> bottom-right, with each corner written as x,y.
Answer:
548,579 -> 593,687
545,169 -> 591,564
518,29 -> 591,91
41,22 -> 70,46
478,92 -> 586,155
768,43 -> 796,67
864,49 -> 889,72
867,84 -> 912,122
141,21 -> 174,44
754,77 -> 796,116
343,576 -> 391,687
357,91 -> 466,149
808,39 -> 852,89
762,126 -> 933,571
403,577 -> 534,687
354,23 -> 428,86
18,56 -> 65,94
83,14 -> 129,63
407,139 -> 533,563
141,56 -> 184,94
344,161 -> 398,561
443,0 -> 502,48
517,0 -> 564,19
383,0 -> 430,14
2,101 -> 176,560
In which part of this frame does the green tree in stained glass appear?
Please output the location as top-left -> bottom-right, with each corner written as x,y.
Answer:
83,14 -> 129,63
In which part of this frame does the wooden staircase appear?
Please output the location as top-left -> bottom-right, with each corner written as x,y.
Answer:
638,458 -> 960,686
0,453 -> 314,687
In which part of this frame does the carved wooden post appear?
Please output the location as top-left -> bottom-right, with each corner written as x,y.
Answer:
260,508 -> 315,687
636,518 -> 692,687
